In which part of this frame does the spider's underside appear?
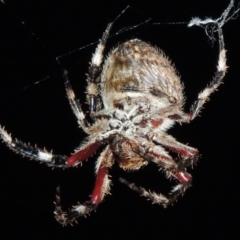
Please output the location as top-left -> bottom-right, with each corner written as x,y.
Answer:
0,17 -> 227,226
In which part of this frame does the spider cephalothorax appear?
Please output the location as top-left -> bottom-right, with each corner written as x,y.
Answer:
0,3 -> 232,226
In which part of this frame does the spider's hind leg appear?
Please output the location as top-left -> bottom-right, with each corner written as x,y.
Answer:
118,136 -> 192,207
119,170 -> 192,207
54,146 -> 114,226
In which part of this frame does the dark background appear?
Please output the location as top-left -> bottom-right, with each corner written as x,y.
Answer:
0,0 -> 239,239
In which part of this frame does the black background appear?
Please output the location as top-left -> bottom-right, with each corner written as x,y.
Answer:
0,0 -> 239,239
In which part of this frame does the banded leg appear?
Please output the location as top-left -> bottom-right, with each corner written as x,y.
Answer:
0,123 -> 106,168
86,23 -> 112,114
167,29 -> 227,123
64,23 -> 113,123
118,136 -> 192,206
190,29 -> 227,120
0,125 -> 67,168
119,170 -> 192,207
64,70 -> 90,133
55,146 -> 113,226
135,136 -> 194,203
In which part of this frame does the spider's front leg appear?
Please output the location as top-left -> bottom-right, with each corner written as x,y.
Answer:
190,29 -> 227,120
86,23 -> 112,114
168,29 -> 227,123
63,23 -> 113,131
54,146 -> 114,226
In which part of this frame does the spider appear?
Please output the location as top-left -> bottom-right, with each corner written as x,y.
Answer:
0,8 -> 229,226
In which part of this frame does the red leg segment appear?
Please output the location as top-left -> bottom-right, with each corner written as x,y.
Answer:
167,146 -> 198,159
91,166 -> 108,204
66,142 -> 100,166
55,147 -> 113,225
173,171 -> 192,183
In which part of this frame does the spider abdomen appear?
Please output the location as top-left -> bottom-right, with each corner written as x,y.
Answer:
101,39 -> 184,112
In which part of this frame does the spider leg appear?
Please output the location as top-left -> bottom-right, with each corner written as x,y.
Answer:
0,125 -> 67,168
55,146 -> 113,226
0,117 -> 115,168
64,23 -> 113,126
167,29 -> 227,123
132,136 -> 179,171
189,29 -> 227,120
111,133 -> 180,170
65,124 -> 120,166
148,132 -> 199,168
66,139 -> 101,167
118,136 -> 192,206
119,170 -> 192,207
86,23 -> 113,115
64,70 -> 90,133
